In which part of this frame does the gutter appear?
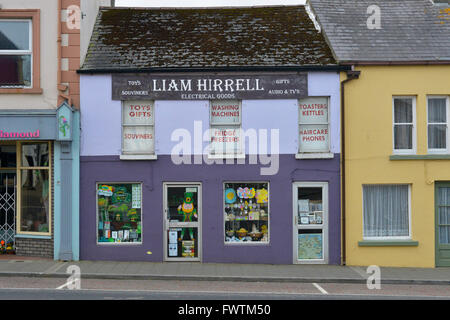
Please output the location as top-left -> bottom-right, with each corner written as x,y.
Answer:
340,69 -> 360,266
77,65 -> 351,74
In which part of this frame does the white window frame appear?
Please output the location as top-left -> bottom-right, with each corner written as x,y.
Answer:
209,100 -> 244,158
392,96 -> 416,155
362,184 -> 412,241
296,96 -> 333,159
120,100 -> 156,160
0,19 -> 33,88
292,181 -> 329,264
427,95 -> 450,154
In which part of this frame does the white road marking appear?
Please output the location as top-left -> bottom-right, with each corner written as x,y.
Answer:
312,282 -> 328,295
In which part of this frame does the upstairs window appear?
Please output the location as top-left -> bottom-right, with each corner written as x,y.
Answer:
298,97 -> 330,155
428,96 -> 449,153
0,19 -> 32,88
209,100 -> 243,157
393,97 -> 416,154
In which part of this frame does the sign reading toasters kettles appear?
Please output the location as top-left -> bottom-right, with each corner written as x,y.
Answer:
112,73 -> 308,100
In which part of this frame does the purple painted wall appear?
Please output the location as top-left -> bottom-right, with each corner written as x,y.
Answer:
80,154 -> 341,264
79,72 -> 342,264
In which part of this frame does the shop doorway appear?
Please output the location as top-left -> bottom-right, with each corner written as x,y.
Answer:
293,182 -> 328,264
163,183 -> 201,261
436,182 -> 450,267
0,144 -> 17,255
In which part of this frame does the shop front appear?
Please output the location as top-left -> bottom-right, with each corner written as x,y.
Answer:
79,71 -> 342,265
78,5 -> 344,264
0,104 -> 79,260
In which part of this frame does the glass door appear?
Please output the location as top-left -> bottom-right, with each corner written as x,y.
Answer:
164,183 -> 201,261
293,182 -> 328,264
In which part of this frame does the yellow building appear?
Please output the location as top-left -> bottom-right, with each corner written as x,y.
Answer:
310,0 -> 450,267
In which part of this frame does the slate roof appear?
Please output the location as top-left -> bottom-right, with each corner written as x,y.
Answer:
308,0 -> 450,62
80,6 -> 337,72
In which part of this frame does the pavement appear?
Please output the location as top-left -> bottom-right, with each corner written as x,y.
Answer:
0,257 -> 449,285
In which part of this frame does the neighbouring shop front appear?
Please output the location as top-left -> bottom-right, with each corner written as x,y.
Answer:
0,104 -> 79,260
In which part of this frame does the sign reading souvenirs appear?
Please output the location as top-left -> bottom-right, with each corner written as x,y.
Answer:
112,74 -> 307,100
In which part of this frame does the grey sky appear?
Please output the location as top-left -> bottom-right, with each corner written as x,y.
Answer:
115,0 -> 306,7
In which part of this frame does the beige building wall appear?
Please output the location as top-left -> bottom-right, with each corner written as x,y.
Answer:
0,0 -> 58,109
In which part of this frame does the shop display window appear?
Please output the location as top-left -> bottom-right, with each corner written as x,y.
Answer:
97,183 -> 142,244
224,182 -> 269,243
18,142 -> 51,235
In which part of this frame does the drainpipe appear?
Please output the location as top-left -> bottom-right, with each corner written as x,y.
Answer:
341,68 -> 360,266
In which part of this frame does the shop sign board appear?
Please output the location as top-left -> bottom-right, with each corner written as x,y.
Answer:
112,73 -> 307,100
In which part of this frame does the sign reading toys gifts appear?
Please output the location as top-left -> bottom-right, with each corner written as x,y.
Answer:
122,101 -> 154,154
112,73 -> 308,100
298,97 -> 329,153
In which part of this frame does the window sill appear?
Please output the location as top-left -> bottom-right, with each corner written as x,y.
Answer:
358,240 -> 419,247
0,88 -> 43,94
15,234 -> 52,240
390,154 -> 450,160
120,154 -> 157,160
296,152 -> 334,159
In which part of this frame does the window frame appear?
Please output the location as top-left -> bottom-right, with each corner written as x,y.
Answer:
223,181 -> 270,246
362,184 -> 412,241
392,96 -> 416,155
120,100 -> 156,160
0,10 -> 41,93
16,141 -> 52,236
427,95 -> 450,154
96,182 -> 143,245
209,100 -> 244,158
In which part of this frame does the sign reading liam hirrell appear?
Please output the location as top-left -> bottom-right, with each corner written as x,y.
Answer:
112,73 -> 308,100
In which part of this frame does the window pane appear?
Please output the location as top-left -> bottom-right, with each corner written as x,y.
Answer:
0,20 -> 30,50
299,124 -> 329,153
224,182 -> 269,243
210,126 -> 241,154
394,98 -> 413,123
297,187 -> 323,225
298,97 -> 328,124
363,185 -> 409,238
122,126 -> 154,154
123,101 -> 154,125
21,143 -> 49,167
20,169 -> 49,233
210,100 -> 240,125
428,98 -> 447,123
0,55 -> 31,87
97,183 -> 142,243
428,124 -> 447,149
0,145 -> 16,168
298,230 -> 323,260
394,124 -> 412,150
